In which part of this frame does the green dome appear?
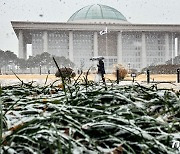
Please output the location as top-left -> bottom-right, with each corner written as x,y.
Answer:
68,4 -> 128,23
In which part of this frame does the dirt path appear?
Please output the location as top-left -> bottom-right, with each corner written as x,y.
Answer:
0,73 -> 177,81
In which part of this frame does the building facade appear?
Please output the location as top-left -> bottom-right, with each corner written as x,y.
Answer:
11,4 -> 180,71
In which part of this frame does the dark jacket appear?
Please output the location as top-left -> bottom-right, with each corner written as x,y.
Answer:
97,59 -> 105,74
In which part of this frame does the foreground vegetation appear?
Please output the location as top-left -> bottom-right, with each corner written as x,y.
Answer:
0,77 -> 180,153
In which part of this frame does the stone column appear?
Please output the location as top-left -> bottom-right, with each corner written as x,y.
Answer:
23,41 -> 27,59
93,31 -> 98,57
43,31 -> 48,53
141,32 -> 147,68
175,37 -> 178,57
69,31 -> 73,62
117,31 -> 123,64
18,30 -> 27,59
171,33 -> 175,64
165,33 -> 170,61
178,36 -> 180,56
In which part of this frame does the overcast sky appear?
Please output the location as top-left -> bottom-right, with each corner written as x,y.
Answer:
1,0 -> 180,56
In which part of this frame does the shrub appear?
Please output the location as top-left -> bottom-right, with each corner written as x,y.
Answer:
55,67 -> 76,78
113,64 -> 128,80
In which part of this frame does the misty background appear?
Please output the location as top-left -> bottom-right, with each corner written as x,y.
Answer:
1,0 -> 180,57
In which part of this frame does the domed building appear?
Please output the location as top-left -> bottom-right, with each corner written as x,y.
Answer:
11,4 -> 180,71
67,4 -> 128,24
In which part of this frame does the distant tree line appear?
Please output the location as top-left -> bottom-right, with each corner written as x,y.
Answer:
139,55 -> 180,74
141,64 -> 180,74
0,49 -> 74,74
166,55 -> 180,65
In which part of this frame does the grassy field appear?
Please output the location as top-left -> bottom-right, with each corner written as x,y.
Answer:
1,76 -> 180,153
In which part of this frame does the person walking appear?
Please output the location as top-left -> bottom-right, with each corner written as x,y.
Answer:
97,59 -> 105,83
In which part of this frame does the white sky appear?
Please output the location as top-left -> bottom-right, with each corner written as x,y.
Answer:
0,0 -> 180,56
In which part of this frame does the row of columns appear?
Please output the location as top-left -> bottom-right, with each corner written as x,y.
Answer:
18,30 -> 101,61
18,30 -> 178,69
117,32 -> 177,68
117,31 -> 147,68
18,30 -> 51,59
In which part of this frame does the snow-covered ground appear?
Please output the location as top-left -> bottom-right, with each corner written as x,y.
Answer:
0,74 -> 180,91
